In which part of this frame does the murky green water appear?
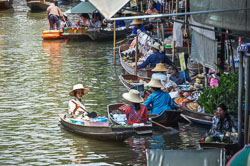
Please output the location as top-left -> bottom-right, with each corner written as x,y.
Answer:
0,1 -> 207,165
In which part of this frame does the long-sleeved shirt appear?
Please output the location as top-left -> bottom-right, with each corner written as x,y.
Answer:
137,51 -> 173,70
132,25 -> 145,34
209,114 -> 237,136
144,91 -> 178,115
169,71 -> 191,85
68,97 -> 86,116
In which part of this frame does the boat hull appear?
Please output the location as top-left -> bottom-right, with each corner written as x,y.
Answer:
59,114 -> 134,141
86,28 -> 127,41
0,0 -> 13,10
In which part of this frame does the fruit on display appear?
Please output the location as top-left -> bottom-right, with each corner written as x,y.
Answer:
205,136 -> 214,143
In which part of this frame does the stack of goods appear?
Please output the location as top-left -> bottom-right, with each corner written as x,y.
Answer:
174,97 -> 191,107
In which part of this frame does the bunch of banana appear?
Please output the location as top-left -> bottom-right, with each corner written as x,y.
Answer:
196,78 -> 201,84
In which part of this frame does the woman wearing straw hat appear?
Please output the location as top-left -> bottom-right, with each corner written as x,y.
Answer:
68,84 -> 89,118
131,19 -> 145,35
151,63 -> 177,88
119,89 -> 149,125
144,78 -> 179,115
136,42 -> 173,70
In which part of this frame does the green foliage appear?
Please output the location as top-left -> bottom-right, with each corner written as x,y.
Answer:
198,72 -> 239,114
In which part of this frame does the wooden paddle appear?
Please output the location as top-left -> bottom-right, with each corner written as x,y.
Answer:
149,120 -> 179,132
71,100 -> 97,118
116,38 -> 127,44
180,114 -> 192,124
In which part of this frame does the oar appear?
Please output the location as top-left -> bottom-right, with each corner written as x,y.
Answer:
72,100 -> 97,118
180,113 -> 192,124
116,38 -> 127,44
149,120 -> 179,133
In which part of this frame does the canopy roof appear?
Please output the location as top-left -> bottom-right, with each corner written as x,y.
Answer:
65,1 -> 96,14
85,0 -> 129,19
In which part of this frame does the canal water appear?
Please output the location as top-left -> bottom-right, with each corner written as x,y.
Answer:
0,1 -> 207,165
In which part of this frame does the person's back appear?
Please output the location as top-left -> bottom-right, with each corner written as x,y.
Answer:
47,3 -> 63,30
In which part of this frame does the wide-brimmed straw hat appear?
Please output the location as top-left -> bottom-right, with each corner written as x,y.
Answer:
69,84 -> 89,96
147,78 -> 163,88
152,63 -> 168,72
149,42 -> 160,50
122,89 -> 144,103
131,19 -> 142,25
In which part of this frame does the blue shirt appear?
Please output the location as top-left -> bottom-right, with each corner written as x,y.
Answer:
132,25 -> 145,34
169,71 -> 191,85
137,51 -> 173,69
116,20 -> 125,27
144,91 -> 178,115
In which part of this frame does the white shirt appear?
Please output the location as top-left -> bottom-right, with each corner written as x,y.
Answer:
68,97 -> 86,116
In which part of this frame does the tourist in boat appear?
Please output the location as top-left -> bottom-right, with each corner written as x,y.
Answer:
119,89 -> 149,125
145,2 -> 159,15
131,19 -> 145,35
144,78 -> 179,115
136,42 -> 173,70
208,103 -> 237,136
61,13 -> 72,28
68,84 -> 89,118
89,13 -> 102,28
76,13 -> 90,27
151,63 -> 177,88
46,3 -> 63,30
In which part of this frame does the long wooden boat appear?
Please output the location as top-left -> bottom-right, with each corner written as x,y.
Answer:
86,27 -> 128,41
107,103 -> 152,135
119,44 -> 153,79
27,0 -> 58,12
174,98 -> 213,126
59,114 -> 134,141
61,27 -> 90,40
0,0 -> 13,10
108,103 -> 181,130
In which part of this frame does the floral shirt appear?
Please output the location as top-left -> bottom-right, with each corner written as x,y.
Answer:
209,114 -> 237,136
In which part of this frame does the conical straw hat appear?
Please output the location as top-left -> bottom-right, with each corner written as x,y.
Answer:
147,78 -> 163,88
149,42 -> 160,50
122,89 -> 144,103
152,63 -> 168,72
131,19 -> 142,25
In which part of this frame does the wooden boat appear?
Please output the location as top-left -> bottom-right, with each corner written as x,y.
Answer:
107,103 -> 152,135
27,0 -> 58,12
108,103 -> 181,130
226,144 -> 250,166
0,0 -> 13,10
174,98 -> 213,126
41,30 -> 66,40
86,27 -> 128,41
119,44 -> 153,79
61,27 -> 90,40
59,114 -> 134,141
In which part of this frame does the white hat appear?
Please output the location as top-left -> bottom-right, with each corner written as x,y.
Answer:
122,89 -> 144,103
149,42 -> 160,50
147,78 -> 163,88
131,19 -> 142,25
69,84 -> 89,96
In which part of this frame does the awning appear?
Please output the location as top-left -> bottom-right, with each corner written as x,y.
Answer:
65,1 -> 96,14
85,0 -> 129,19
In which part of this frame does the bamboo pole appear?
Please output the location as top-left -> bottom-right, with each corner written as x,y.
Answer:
176,0 -> 179,18
135,35 -> 138,75
113,21 -> 116,65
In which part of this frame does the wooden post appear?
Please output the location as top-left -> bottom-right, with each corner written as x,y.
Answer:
172,41 -> 175,62
135,35 -> 138,75
176,0 -> 179,18
113,21 -> 116,65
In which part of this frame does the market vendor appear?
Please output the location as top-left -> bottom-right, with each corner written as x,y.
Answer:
151,63 -> 177,88
119,89 -> 149,125
131,19 -> 145,35
144,78 -> 179,115
137,42 -> 173,70
169,65 -> 193,85
68,84 -> 89,118
76,13 -> 90,27
208,103 -> 237,136
46,3 -> 63,30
